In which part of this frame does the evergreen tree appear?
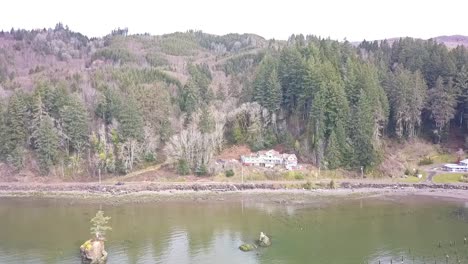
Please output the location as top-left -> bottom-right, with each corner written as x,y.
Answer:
343,59 -> 360,105
312,62 -> 349,141
350,91 -> 378,169
90,210 -> 112,239
309,87 -> 326,167
264,68 -> 282,112
114,93 -> 143,173
454,66 -> 468,127
95,87 -> 121,125
252,54 -> 282,112
177,159 -> 190,175
325,130 -> 341,169
354,62 -> 389,123
4,92 -> 29,163
427,77 -> 457,133
199,107 -> 215,134
180,80 -> 200,116
117,95 -> 143,141
278,47 -> 309,112
384,66 -> 426,138
195,162 -> 208,176
0,102 -> 6,159
187,63 -> 213,104
216,84 -> 226,101
133,83 -> 172,142
231,119 -> 244,144
61,95 -> 89,153
35,83 -> 68,120
30,93 -> 47,148
37,115 -> 60,174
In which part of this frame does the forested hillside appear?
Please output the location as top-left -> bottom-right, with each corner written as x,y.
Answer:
0,24 -> 467,180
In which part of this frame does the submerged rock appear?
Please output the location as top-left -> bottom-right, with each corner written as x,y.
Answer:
257,232 -> 271,247
80,239 -> 108,264
239,243 -> 255,252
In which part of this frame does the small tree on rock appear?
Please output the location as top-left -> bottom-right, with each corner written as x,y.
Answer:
90,210 -> 112,240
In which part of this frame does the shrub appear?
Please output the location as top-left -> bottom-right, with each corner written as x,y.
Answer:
303,180 -> 314,190
294,172 -> 304,180
144,153 -> 156,163
177,159 -> 190,175
404,168 -> 411,176
329,179 -> 336,189
195,163 -> 208,176
418,156 -> 434,166
263,130 -> 278,149
225,169 -> 235,177
461,174 -> 468,183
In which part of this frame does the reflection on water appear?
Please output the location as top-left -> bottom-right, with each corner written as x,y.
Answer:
0,197 -> 467,263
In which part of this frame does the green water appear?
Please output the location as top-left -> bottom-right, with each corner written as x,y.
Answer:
0,196 -> 467,264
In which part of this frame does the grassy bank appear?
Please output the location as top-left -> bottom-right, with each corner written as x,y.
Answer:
432,173 -> 465,183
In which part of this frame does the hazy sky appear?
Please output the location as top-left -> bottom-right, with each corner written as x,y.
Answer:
1,0 -> 467,41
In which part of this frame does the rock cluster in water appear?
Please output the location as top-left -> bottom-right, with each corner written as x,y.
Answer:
239,232 -> 271,252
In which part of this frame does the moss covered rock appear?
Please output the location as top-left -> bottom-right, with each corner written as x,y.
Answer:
80,239 -> 108,264
239,243 -> 255,252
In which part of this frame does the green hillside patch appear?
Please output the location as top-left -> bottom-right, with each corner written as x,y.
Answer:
433,173 -> 465,183
92,48 -> 136,64
145,53 -> 169,68
400,171 -> 427,183
160,33 -> 200,56
110,67 -> 182,88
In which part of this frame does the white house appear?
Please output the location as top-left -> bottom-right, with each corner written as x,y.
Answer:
443,159 -> 468,172
283,154 -> 298,170
241,154 -> 262,166
258,150 -> 283,168
241,150 -> 298,170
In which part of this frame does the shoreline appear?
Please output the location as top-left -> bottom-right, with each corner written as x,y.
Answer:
1,181 -> 468,204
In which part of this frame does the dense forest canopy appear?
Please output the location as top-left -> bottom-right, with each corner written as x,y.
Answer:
0,24 -> 467,178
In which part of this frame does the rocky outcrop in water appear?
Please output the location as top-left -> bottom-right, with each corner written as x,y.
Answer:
257,232 -> 271,247
80,239 -> 108,264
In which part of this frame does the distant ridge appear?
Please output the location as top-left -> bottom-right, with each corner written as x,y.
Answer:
432,35 -> 468,48
353,35 -> 468,48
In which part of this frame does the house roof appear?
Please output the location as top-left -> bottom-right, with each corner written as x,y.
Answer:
258,149 -> 280,156
283,154 -> 297,159
241,150 -> 297,161
444,163 -> 468,169
241,154 -> 258,158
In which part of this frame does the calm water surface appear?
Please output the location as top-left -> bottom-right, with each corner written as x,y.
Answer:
1,196 -> 468,264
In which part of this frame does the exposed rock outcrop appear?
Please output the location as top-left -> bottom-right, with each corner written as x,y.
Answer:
257,232 -> 271,247
80,239 -> 108,264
